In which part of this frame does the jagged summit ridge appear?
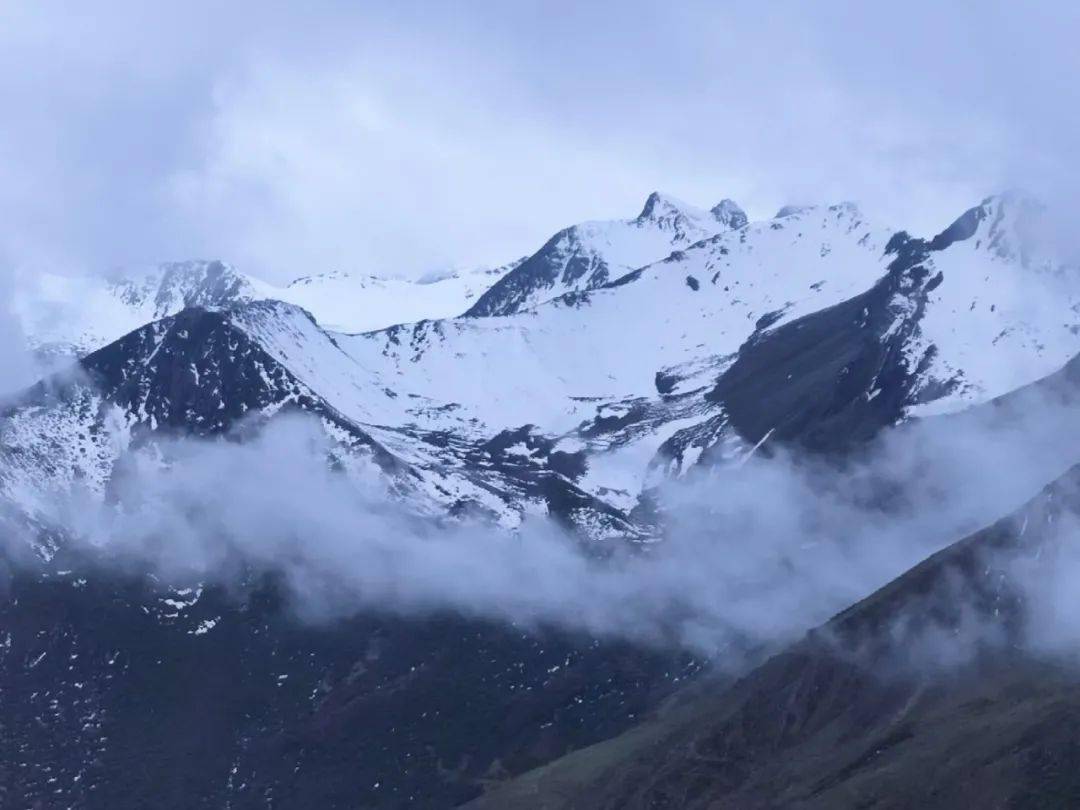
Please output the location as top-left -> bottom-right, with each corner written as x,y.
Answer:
636,190 -> 691,220
465,192 -> 747,317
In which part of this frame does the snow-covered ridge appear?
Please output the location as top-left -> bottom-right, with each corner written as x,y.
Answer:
463,192 -> 749,317
345,201 -> 892,433
6,195 -> 893,546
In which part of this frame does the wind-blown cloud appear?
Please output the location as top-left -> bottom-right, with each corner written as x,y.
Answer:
31,358 -> 1080,665
0,263 -> 36,396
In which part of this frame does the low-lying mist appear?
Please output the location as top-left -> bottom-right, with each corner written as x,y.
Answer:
12,357 -> 1080,668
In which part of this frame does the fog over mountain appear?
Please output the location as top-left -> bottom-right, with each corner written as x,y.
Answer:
0,264 -> 36,396
6,170 -> 1080,810
16,312 -> 1080,664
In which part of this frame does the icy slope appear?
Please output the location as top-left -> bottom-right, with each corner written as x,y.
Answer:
464,192 -> 748,317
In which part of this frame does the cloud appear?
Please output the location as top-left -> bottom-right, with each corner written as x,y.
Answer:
2,2 -> 1078,281
0,262 -> 36,397
25,356 -> 1080,667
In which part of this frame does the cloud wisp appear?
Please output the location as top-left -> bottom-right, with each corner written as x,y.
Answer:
21,357 -> 1080,669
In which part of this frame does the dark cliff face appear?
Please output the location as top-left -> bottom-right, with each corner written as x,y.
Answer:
706,233 -> 940,455
652,221 -> 986,474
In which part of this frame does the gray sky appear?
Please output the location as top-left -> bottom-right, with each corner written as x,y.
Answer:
2,1 -> 1078,281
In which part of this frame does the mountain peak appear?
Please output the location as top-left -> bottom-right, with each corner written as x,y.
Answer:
639,192 -> 747,232
637,191 -> 697,221
930,191 -> 1045,259
710,199 -> 748,229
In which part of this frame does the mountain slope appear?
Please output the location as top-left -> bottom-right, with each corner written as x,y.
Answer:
346,202 -> 894,509
464,455 -> 1080,810
903,193 -> 1080,416
464,192 -> 748,317
653,194 -> 1080,474
1,299 -> 644,547
0,560 -> 704,809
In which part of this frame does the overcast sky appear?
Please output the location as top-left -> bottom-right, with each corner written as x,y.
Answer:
2,1 -> 1078,282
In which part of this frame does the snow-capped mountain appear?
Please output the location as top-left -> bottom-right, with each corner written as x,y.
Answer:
464,192 -> 748,317
348,201 -> 892,509
6,189 -> 1080,809
13,259 -> 522,360
7,193 -> 1079,549
654,194 -> 1080,470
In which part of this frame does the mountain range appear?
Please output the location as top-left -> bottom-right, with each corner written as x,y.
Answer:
3,189 -> 1080,807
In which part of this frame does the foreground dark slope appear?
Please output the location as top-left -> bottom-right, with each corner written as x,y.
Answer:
464,462 -> 1080,810
0,559 -> 703,809
0,307 -> 703,808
